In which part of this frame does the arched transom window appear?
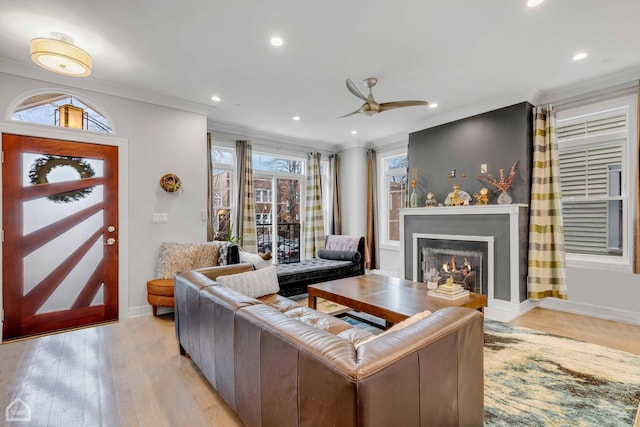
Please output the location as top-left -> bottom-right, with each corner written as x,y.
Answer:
11,93 -> 113,134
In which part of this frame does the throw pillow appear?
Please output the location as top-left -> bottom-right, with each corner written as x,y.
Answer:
216,265 -> 280,298
157,242 -> 219,279
354,309 -> 432,348
317,249 -> 361,263
239,251 -> 273,270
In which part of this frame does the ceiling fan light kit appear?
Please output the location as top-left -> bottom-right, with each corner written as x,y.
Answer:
339,77 -> 428,118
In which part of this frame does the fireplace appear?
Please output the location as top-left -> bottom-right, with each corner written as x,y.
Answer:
413,233 -> 494,297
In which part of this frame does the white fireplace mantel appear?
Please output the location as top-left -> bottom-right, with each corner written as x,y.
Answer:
400,204 -> 530,322
400,204 -> 528,217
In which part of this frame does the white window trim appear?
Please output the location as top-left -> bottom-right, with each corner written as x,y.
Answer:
252,150 -> 307,259
378,148 -> 407,251
210,144 -> 236,234
557,93 -> 638,272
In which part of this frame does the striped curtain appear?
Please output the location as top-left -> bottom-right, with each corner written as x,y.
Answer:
236,140 -> 257,252
305,152 -> 325,258
366,149 -> 379,270
329,154 -> 342,235
528,105 -> 567,299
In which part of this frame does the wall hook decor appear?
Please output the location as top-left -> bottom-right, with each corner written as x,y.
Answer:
160,173 -> 182,193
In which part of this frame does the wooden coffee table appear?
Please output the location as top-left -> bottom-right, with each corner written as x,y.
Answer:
308,274 -> 486,326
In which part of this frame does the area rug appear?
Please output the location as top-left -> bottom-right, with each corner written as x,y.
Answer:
291,295 -> 640,425
484,320 -> 640,426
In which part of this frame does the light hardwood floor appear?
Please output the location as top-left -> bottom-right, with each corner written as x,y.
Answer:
0,309 -> 638,426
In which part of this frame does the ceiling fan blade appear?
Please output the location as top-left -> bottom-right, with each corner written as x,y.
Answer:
346,78 -> 367,101
379,100 -> 429,112
337,108 -> 363,119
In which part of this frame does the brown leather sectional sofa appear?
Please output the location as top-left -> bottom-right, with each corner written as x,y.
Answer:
174,264 -> 484,427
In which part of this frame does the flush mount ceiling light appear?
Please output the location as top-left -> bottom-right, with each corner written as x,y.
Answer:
30,33 -> 92,77
527,0 -> 544,7
270,37 -> 283,47
211,96 -> 221,102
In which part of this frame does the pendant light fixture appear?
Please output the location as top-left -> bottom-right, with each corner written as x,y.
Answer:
30,33 -> 92,77
55,100 -> 88,129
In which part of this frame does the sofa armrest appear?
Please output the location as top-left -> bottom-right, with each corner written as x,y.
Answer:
355,307 -> 484,426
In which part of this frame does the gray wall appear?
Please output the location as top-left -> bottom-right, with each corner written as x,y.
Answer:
407,102 -> 533,206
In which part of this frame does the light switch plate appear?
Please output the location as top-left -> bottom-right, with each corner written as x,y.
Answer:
481,164 -> 488,174
152,213 -> 168,223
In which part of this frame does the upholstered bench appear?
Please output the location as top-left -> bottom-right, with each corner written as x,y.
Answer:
147,241 -> 239,316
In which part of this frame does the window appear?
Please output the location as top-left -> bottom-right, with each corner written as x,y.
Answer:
12,93 -> 112,133
253,152 -> 304,263
557,94 -> 637,267
210,147 -> 234,239
380,152 -> 408,246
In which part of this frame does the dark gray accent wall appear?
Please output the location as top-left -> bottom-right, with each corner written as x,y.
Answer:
408,102 -> 533,206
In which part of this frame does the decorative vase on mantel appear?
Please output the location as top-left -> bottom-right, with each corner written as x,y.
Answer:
497,190 -> 513,205
410,188 -> 418,207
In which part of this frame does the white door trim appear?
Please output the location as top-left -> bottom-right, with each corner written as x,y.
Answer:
0,121 -> 129,342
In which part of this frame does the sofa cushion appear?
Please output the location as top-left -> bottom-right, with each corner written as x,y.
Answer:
240,251 -> 273,270
283,307 -> 352,335
157,242 -> 219,279
258,293 -> 302,312
216,265 -> 280,298
317,249 -> 361,263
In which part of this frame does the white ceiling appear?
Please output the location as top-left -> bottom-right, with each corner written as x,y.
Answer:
1,0 -> 639,149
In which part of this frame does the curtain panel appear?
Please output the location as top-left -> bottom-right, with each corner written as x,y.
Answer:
206,132 -> 215,241
330,154 -> 342,235
366,149 -> 379,270
528,105 -> 567,299
305,152 -> 325,258
236,140 -> 257,252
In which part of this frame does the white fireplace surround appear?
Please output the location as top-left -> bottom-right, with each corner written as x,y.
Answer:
412,233 -> 494,302
401,204 -> 530,321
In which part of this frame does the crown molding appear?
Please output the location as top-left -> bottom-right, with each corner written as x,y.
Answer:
207,119 -> 339,155
0,58 -> 213,116
537,65 -> 640,106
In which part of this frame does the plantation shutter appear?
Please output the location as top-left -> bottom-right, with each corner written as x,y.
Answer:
558,111 -> 625,256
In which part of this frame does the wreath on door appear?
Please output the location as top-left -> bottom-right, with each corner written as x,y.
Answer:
28,155 -> 96,203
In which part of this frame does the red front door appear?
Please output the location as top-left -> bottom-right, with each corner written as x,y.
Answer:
2,134 -> 119,340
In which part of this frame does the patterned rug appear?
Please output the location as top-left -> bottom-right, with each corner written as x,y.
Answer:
292,294 -> 640,425
484,320 -> 640,426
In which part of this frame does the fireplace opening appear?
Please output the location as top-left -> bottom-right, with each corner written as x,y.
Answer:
418,238 -> 489,295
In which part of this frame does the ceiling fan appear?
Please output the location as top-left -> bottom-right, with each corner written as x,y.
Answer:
338,77 -> 429,118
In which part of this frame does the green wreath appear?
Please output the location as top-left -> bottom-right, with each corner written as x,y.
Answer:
29,155 -> 96,203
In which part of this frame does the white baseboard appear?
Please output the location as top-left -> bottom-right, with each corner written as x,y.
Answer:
128,305 -> 175,318
128,305 -> 152,318
486,298 -> 536,323
537,298 -> 640,326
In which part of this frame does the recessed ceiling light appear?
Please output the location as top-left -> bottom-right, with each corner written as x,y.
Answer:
211,96 -> 221,102
572,52 -> 588,61
429,103 -> 438,109
527,0 -> 544,7
270,37 -> 283,47
292,116 -> 300,121
350,130 -> 358,135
